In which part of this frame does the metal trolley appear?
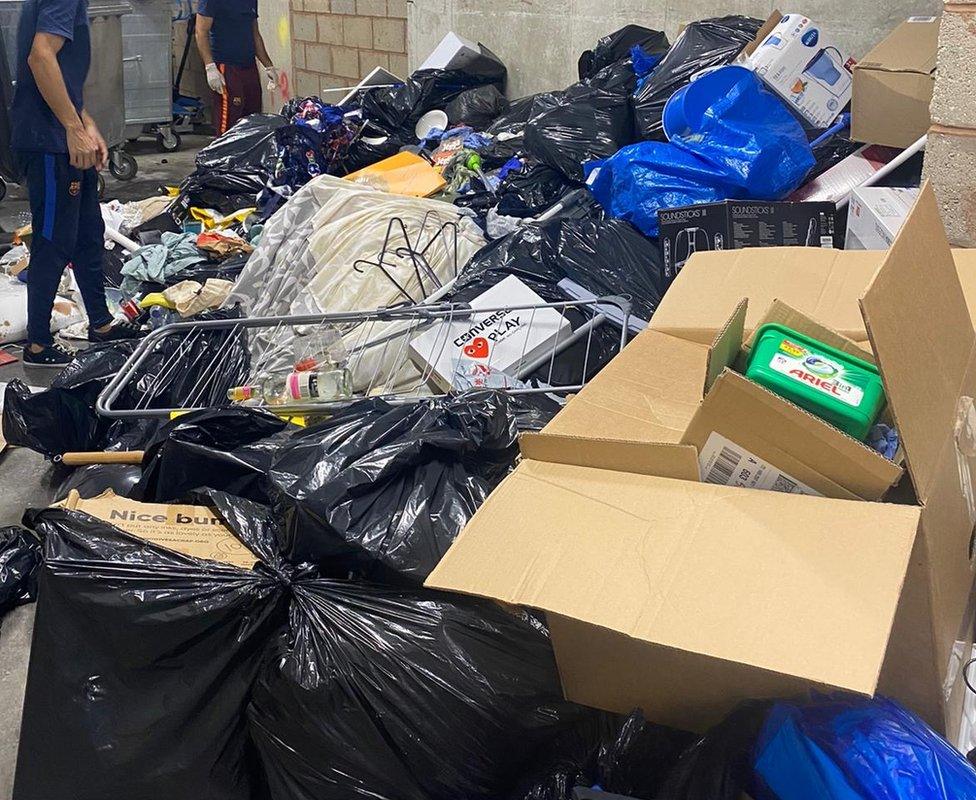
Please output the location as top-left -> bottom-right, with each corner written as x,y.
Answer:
122,0 -> 181,152
95,296 -> 632,420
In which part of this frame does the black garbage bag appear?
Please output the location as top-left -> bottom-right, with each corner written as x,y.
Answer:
340,128 -> 405,174
808,133 -> 863,182
480,93 -> 555,163
247,579 -> 589,800
136,407 -> 293,504
194,113 -> 287,175
268,391 -> 537,583
487,92 -> 541,136
361,60 -> 506,138
578,25 -> 670,81
55,464 -> 144,501
497,164 -> 578,217
524,88 -> 634,181
456,215 -> 664,322
657,701 -> 772,800
447,84 -> 509,129
179,167 -> 268,213
0,527 -> 42,619
512,709 -> 695,800
633,16 -> 764,140
450,216 -> 662,386
2,379 -> 106,457
13,492 -> 290,800
513,712 -> 622,800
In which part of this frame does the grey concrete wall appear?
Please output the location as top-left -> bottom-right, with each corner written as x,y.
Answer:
408,0 -> 941,98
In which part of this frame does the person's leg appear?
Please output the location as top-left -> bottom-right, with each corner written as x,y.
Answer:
71,167 -> 113,333
241,63 -> 263,116
20,152 -> 80,349
221,64 -> 252,132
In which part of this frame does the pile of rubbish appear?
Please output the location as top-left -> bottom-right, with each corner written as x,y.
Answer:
1,11 -> 966,800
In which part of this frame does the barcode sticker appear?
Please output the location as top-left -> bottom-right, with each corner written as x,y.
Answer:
820,235 -> 834,248
698,432 -> 822,496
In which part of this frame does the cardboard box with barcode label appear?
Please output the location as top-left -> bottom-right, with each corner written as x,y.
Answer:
426,184 -> 976,737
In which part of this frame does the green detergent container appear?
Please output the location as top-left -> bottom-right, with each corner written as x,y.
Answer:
744,324 -> 886,440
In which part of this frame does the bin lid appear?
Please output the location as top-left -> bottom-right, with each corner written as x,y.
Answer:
88,1 -> 133,16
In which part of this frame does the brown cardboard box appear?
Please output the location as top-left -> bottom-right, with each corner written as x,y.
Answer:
851,18 -> 938,148
427,184 -> 976,735
649,246 -> 976,348
61,490 -> 258,570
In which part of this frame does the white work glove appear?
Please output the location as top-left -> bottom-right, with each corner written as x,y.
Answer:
265,65 -> 280,91
205,62 -> 225,94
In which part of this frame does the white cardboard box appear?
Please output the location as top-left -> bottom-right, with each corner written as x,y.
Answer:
748,14 -> 854,128
845,186 -> 920,250
409,275 -> 573,391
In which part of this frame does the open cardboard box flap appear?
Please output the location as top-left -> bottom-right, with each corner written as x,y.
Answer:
427,184 -> 974,732
650,247 -> 976,347
860,186 -> 976,503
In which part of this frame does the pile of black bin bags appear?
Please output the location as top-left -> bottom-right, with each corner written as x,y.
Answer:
12,483 -> 698,800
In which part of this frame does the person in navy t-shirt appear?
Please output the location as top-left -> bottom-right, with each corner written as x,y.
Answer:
10,0 -> 139,367
195,0 -> 278,135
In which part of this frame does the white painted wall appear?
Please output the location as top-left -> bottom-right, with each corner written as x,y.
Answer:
258,0 -> 294,110
408,0 -> 941,98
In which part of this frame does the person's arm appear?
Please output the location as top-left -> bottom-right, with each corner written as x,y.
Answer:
194,13 -> 215,67
27,32 -> 98,169
195,13 -> 225,94
253,19 -> 279,92
253,19 -> 272,69
80,108 -> 108,171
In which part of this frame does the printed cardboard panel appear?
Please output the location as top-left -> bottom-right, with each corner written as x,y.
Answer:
61,490 -> 258,569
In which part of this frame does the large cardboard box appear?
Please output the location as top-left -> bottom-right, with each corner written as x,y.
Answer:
851,17 -> 938,149
427,185 -> 976,735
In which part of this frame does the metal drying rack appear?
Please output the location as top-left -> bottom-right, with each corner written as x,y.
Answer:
95,296 -> 632,420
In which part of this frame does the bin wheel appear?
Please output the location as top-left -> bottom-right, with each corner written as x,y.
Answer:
0,179 -> 6,202
96,173 -> 106,199
156,130 -> 182,153
110,153 -> 138,181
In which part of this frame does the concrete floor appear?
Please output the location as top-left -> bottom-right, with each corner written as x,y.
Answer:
0,135 -> 210,799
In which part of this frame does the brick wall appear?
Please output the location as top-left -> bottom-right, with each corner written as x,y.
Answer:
291,0 -> 408,99
922,1 -> 976,247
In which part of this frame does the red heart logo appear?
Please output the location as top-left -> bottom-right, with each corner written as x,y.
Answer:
463,337 -> 489,359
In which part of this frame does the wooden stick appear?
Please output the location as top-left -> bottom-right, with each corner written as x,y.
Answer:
59,451 -> 145,466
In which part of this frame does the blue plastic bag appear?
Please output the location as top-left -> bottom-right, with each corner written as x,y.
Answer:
585,66 -> 813,236
753,696 -> 976,800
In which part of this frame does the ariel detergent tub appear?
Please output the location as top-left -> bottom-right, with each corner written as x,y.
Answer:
744,324 -> 885,440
